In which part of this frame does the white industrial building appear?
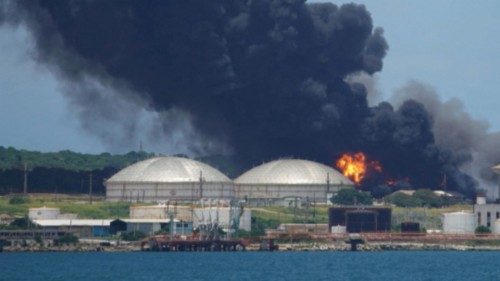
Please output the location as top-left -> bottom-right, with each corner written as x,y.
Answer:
234,159 -> 354,205
442,211 -> 476,234
105,156 -> 233,202
464,165 -> 500,231
193,206 -> 251,232
33,219 -> 113,237
130,204 -> 193,221
473,194 -> 500,229
29,207 -> 60,220
28,207 -> 77,220
112,219 -> 193,236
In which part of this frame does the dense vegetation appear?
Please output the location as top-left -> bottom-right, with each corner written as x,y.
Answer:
330,188 -> 373,205
385,189 -> 460,208
0,146 -> 242,195
0,146 -> 155,195
0,146 -> 153,171
475,225 -> 492,234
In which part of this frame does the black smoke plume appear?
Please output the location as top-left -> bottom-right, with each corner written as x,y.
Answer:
1,0 -> 494,197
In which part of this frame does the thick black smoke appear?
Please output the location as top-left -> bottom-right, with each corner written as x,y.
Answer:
0,0 -> 488,197
390,81 -> 500,198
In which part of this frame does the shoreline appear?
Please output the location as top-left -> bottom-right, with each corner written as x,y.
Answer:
3,241 -> 500,252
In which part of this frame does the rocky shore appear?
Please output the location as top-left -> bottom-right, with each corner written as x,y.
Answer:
271,241 -> 500,251
4,241 -> 500,252
1,242 -> 142,252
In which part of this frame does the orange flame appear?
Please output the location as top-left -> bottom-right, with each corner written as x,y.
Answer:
336,152 -> 382,185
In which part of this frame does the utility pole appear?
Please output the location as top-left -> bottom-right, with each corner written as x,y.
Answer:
89,172 -> 93,204
199,171 -> 204,199
23,163 -> 28,194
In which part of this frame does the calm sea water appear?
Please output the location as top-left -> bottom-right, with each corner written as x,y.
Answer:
1,251 -> 500,281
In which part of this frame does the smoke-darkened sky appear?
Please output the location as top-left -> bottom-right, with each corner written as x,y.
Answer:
1,0 -> 499,154
1,0 -> 500,197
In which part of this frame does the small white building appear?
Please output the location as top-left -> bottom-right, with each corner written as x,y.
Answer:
474,204 -> 500,229
442,211 -> 475,234
111,219 -> 192,236
28,207 -> 77,220
29,207 -> 61,220
33,219 -> 113,237
130,204 -> 193,221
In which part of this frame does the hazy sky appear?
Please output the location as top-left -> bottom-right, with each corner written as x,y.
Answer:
1,0 -> 499,154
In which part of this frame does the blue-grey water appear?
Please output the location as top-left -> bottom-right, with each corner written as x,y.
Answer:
1,251 -> 500,281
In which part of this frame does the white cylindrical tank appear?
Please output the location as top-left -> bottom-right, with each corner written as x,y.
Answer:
331,225 -> 346,234
443,211 -> 475,234
130,205 -> 193,221
493,219 -> 500,234
28,207 -> 60,220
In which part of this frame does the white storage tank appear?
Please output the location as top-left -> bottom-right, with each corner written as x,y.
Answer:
493,219 -> 500,234
234,159 -> 354,205
28,207 -> 61,220
443,211 -> 475,234
331,225 -> 346,234
105,156 -> 233,202
193,207 -> 251,231
130,204 -> 193,221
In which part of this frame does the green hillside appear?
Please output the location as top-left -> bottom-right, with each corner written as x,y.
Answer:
0,146 -> 154,171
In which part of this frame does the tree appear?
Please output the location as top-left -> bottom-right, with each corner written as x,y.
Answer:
331,188 -> 373,205
9,195 -> 30,205
9,216 -> 32,229
386,192 -> 421,207
413,189 -> 442,207
475,225 -> 491,234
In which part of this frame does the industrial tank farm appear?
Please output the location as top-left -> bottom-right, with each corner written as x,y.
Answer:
234,159 -> 354,205
105,156 -> 233,202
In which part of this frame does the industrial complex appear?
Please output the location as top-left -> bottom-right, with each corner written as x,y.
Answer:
2,156 -> 500,252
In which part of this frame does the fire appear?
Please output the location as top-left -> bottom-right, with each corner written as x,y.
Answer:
336,152 -> 382,185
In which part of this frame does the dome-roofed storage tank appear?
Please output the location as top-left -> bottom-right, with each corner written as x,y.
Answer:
234,159 -> 354,205
105,156 -> 233,202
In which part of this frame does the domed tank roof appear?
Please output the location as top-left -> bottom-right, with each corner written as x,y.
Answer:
107,156 -> 231,183
234,159 -> 354,185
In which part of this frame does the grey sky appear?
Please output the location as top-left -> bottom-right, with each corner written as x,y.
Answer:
1,1 -> 499,154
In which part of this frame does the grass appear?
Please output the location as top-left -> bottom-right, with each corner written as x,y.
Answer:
250,205 -> 472,229
0,194 -> 130,219
0,194 -> 473,229
392,205 -> 472,230
251,205 -> 329,224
